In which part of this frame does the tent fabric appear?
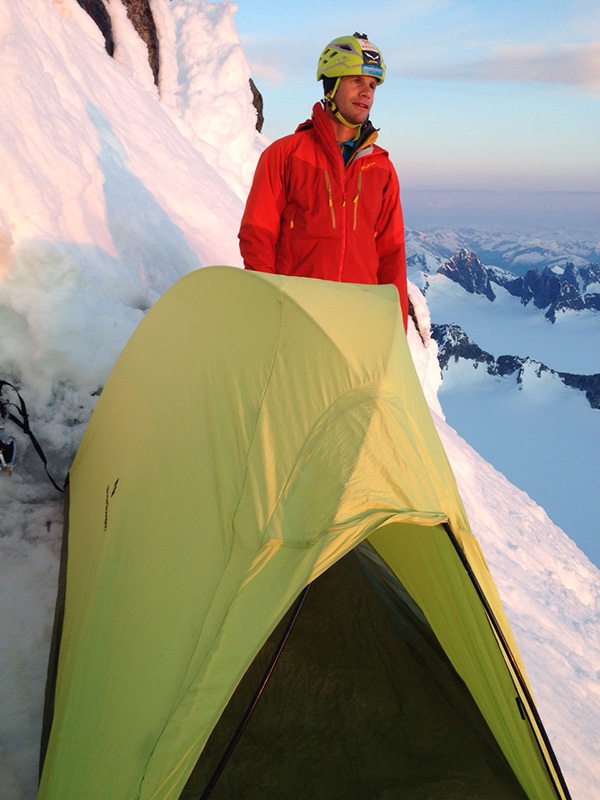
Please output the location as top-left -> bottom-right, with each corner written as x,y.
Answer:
38,267 -> 569,800
181,543 -> 529,800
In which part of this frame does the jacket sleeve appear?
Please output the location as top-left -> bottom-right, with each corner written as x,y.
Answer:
238,141 -> 289,273
374,162 -> 409,331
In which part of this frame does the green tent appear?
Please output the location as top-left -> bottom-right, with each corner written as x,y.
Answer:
39,267 -> 570,800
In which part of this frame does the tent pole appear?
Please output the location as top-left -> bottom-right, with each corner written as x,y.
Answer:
199,583 -> 312,800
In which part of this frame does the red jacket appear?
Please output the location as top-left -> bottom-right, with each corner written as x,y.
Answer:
239,103 -> 408,330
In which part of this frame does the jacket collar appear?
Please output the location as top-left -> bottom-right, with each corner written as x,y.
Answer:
296,103 -> 380,164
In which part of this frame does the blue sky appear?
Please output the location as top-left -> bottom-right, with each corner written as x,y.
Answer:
233,0 -> 599,231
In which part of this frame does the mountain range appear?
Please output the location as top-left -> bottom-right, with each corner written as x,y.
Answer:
434,321 -> 600,409
434,247 -> 600,320
407,238 -> 600,568
406,227 -> 600,275
423,247 -> 600,409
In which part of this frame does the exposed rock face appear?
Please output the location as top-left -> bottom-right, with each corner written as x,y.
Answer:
436,249 -> 600,323
495,354 -> 525,378
75,0 -> 158,84
433,323 -> 494,371
75,0 -> 114,55
432,323 -> 600,410
558,372 -> 600,409
120,0 -> 159,85
438,249 -> 496,301
249,78 -> 264,132
498,263 -> 600,320
75,2 -> 268,121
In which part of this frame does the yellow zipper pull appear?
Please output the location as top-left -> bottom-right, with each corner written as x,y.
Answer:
353,172 -> 363,230
324,171 -> 336,229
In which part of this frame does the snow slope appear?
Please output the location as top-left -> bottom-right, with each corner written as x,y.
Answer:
0,2 -> 599,798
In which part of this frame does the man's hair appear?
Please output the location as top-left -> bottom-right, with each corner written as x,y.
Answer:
322,76 -> 337,97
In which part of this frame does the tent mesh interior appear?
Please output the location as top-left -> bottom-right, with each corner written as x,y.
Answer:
182,543 -> 527,800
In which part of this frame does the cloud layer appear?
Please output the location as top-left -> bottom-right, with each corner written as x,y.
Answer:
401,42 -> 600,92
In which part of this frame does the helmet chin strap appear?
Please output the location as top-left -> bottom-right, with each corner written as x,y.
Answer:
323,77 -> 361,129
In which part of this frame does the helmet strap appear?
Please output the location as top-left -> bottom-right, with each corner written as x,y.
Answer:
323,77 -> 361,129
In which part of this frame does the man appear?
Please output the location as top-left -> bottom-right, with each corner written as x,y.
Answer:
238,33 -> 408,331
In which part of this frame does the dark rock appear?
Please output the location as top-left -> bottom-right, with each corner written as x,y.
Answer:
522,267 -> 562,311
498,274 -> 526,300
437,251 -> 600,324
495,354 -> 525,377
557,372 -> 600,410
75,0 -> 114,55
76,1 -> 159,84
438,249 -> 496,301
433,322 -> 600,410
249,78 -> 264,133
431,324 -> 495,371
554,281 -> 586,314
120,0 -> 159,85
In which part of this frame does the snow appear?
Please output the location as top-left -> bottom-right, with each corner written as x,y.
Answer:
438,355 -> 600,568
422,273 -> 599,374
406,226 -> 600,276
0,2 -> 599,799
435,423 -> 600,797
413,258 -> 600,567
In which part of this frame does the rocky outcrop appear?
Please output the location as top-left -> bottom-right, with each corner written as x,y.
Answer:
431,323 -> 494,371
249,78 -> 264,132
432,323 -> 600,410
436,249 -> 600,323
438,249 -> 496,301
75,0 -> 114,55
558,372 -> 600,409
120,0 -> 159,85
76,0 -> 158,84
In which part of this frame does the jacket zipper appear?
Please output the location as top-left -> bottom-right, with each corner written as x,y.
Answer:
324,170 -> 336,229
353,172 -> 363,231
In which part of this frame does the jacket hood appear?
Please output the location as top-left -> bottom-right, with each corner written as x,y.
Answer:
295,103 -> 382,160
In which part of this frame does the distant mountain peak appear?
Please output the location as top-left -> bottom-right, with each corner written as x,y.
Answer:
433,248 -> 600,322
496,261 -> 600,321
438,249 -> 497,301
432,323 -> 600,409
405,227 -> 600,276
432,322 -> 494,370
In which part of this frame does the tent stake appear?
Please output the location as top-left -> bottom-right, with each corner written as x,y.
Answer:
199,583 -> 312,800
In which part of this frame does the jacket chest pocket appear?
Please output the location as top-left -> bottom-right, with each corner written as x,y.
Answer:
324,171 -> 336,229
323,170 -> 364,231
352,172 -> 363,231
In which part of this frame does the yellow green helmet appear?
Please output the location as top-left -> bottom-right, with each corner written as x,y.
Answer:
317,32 -> 385,85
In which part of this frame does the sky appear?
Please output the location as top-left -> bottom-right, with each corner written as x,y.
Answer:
0,2 -> 599,798
234,0 -> 600,231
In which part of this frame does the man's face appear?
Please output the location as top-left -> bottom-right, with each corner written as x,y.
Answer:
330,75 -> 377,125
